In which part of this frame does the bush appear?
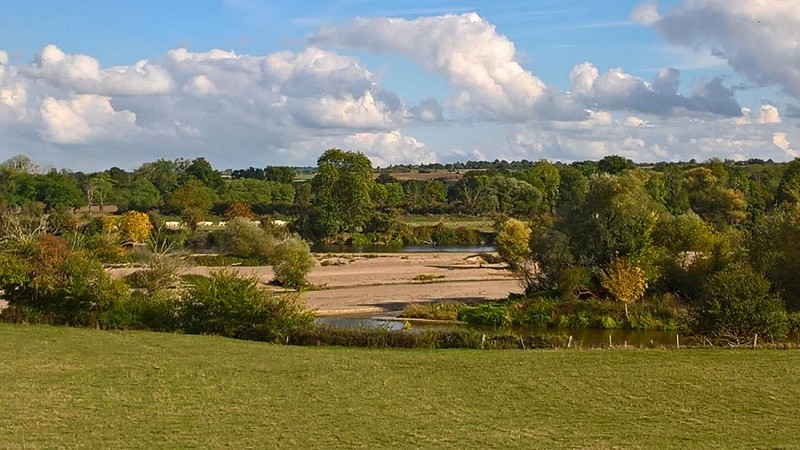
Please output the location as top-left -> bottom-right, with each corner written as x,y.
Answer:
401,302 -> 462,321
695,264 -> 788,341
269,235 -> 315,289
457,303 -> 512,327
512,297 -> 559,328
219,217 -> 275,260
176,269 -> 314,341
125,253 -> 185,295
0,242 -> 131,327
287,326 -> 570,349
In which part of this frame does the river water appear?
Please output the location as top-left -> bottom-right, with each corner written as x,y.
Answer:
317,315 -> 682,347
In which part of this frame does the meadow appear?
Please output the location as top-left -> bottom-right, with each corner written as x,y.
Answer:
3,324 -> 799,449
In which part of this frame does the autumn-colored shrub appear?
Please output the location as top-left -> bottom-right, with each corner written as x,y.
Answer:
600,257 -> 648,318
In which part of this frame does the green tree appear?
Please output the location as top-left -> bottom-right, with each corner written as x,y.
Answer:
84,173 -> 113,212
516,160 -> 560,214
748,206 -> 800,310
309,149 -> 376,238
777,157 -> 800,204
36,171 -> 86,209
560,172 -> 660,271
115,178 -> 162,212
135,158 -> 187,197
597,155 -> 635,174
263,166 -> 296,184
185,157 -> 224,193
495,218 -> 541,293
270,235 -> 315,289
685,167 -> 747,228
219,217 -> 275,260
696,264 -> 788,341
165,180 -> 217,216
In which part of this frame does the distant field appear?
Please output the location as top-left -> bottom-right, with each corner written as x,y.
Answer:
2,325 -> 800,449
399,214 -> 493,231
387,171 -> 465,181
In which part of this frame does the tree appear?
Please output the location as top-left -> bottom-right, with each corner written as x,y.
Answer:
85,173 -> 113,212
696,264 -> 787,341
777,157 -> 800,204
36,171 -> 86,209
685,167 -> 747,228
135,158 -> 186,197
748,206 -> 800,310
185,157 -> 224,193
600,257 -> 647,319
115,178 -> 162,212
219,217 -> 275,260
118,211 -> 153,244
270,235 -> 315,289
597,155 -> 635,174
560,172 -> 660,271
222,179 -> 294,204
224,201 -> 256,220
495,218 -> 532,269
1,154 -> 39,173
165,180 -> 217,216
309,149 -> 376,238
263,166 -> 296,184
495,218 -> 540,293
516,160 -> 560,213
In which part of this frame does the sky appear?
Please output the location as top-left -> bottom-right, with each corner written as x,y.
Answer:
1,0 -> 799,171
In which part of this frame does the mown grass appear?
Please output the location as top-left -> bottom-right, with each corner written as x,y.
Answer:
2,324 -> 800,449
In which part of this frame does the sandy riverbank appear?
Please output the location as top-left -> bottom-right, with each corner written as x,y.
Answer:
109,252 -> 522,316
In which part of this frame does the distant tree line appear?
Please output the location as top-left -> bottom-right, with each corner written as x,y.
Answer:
2,149 -> 800,342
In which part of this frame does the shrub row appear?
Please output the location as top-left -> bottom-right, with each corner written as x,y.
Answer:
287,325 -> 571,349
443,296 -> 690,331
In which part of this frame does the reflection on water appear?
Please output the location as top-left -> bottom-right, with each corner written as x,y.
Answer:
316,316 -> 680,347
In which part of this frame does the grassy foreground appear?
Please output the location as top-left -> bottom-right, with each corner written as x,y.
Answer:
2,325 -> 799,449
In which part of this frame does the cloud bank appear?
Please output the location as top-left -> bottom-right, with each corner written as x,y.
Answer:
0,7 -> 798,170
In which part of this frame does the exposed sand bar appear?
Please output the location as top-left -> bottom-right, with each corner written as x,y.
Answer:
108,252 -> 522,316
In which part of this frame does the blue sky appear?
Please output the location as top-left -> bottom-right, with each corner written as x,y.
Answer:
0,0 -> 798,171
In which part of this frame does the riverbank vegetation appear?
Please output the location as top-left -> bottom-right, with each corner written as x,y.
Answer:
4,151 -> 800,344
3,325 -> 800,449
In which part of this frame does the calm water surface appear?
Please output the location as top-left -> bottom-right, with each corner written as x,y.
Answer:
316,315 -> 681,347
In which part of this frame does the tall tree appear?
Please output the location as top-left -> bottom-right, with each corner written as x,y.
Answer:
85,173 -> 113,212
185,157 -> 224,193
309,149 -> 375,238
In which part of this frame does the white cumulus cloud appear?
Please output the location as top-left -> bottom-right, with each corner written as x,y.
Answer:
30,44 -> 174,96
39,95 -> 137,144
311,12 -> 585,121
641,0 -> 800,98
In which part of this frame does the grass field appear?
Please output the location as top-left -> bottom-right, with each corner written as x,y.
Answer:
399,214 -> 494,232
2,325 -> 799,449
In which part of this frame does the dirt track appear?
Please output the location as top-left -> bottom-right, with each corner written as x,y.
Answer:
109,252 -> 521,316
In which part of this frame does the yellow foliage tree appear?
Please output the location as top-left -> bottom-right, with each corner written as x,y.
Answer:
600,257 -> 647,319
224,201 -> 255,220
119,211 -> 153,244
101,215 -> 120,234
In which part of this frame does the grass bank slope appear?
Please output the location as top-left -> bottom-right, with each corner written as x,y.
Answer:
2,325 -> 799,449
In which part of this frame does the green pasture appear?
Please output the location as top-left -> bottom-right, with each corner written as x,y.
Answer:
2,325 -> 799,449
398,214 -> 494,232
